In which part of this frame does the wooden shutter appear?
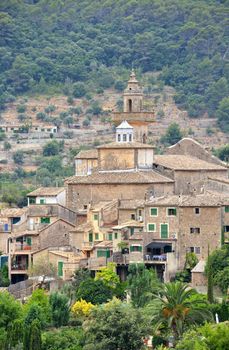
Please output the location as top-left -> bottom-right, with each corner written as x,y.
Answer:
161,224 -> 168,239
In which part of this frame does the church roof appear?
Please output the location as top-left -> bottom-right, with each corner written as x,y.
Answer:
116,120 -> 133,129
154,155 -> 227,171
65,170 -> 174,185
97,141 -> 154,149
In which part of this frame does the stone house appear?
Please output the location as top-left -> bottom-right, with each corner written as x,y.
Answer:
27,187 -> 66,206
75,149 -> 98,176
153,154 -> 227,194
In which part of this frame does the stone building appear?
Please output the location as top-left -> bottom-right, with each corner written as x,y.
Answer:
112,69 -> 154,142
27,187 -> 66,206
66,121 -> 174,211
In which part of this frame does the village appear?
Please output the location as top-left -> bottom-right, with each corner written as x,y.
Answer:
0,70 -> 228,297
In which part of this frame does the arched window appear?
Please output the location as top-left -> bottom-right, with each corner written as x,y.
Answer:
128,99 -> 132,112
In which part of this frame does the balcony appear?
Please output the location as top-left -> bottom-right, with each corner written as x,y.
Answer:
144,254 -> 167,263
82,242 -> 94,250
13,243 -> 38,253
11,262 -> 28,273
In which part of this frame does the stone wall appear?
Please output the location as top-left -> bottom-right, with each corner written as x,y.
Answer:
39,220 -> 74,249
67,182 -> 174,211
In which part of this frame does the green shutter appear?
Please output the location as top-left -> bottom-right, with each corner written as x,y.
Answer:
58,261 -> 63,277
138,246 -> 142,252
89,233 -> 93,242
225,206 -> 229,213
106,250 -> 111,258
40,199 -> 45,204
161,224 -> 168,239
130,246 -> 134,252
108,233 -> 113,241
114,232 -> 118,239
94,214 -> 98,221
40,217 -> 50,224
130,227 -> 134,235
150,208 -> 158,216
95,233 -> 99,240
26,237 -> 32,246
174,208 -> 177,216
148,224 -> 155,231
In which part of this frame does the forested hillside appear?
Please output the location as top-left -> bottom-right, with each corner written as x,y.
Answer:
0,0 -> 228,130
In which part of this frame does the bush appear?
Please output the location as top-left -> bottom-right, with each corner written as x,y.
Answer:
160,123 -> 183,146
13,151 -> 24,165
49,292 -> 70,327
73,82 -> 87,98
17,105 -> 26,113
43,140 -> 60,156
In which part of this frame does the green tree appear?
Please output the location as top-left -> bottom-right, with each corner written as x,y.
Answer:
23,289 -> 51,328
17,104 -> 26,113
76,278 -> 113,305
73,82 -> 87,98
149,282 -> 213,341
160,123 -> 183,146
206,245 -> 229,294
0,291 -> 22,329
42,140 -> 60,156
49,292 -> 70,327
3,140 -> 11,151
8,319 -> 24,349
127,263 -> 160,307
13,150 -> 24,165
29,319 -> 42,350
214,144 -> 229,162
176,322 -> 229,350
83,298 -> 148,350
42,327 -> 84,350
216,97 -> 229,132
95,263 -> 119,289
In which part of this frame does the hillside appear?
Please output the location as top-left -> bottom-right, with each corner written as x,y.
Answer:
0,0 -> 228,132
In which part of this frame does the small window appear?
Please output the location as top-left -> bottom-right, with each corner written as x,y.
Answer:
195,208 -> 200,214
224,226 -> 229,233
130,245 -> 142,252
123,134 -> 127,142
93,214 -> 98,221
118,134 -> 121,142
95,233 -> 99,240
108,233 -> 112,241
150,208 -> 158,216
225,206 -> 229,213
83,205 -> 87,210
167,208 -> 177,216
130,227 -> 134,235
40,217 -> 50,224
40,199 -> 45,204
190,227 -> 200,234
131,214 -> 136,220
29,197 -> 36,204
148,223 -> 156,232
190,247 -> 201,254
114,232 -> 118,239
129,134 -> 132,142
138,209 -> 142,216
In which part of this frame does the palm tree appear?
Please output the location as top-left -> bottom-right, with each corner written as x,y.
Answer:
148,281 -> 213,341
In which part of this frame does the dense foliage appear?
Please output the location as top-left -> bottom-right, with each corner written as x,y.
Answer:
0,0 -> 228,128
206,244 -> 229,293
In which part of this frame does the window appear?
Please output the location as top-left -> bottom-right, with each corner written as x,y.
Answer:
138,209 -> 142,216
88,232 -> 93,242
40,217 -> 50,224
195,208 -> 200,214
129,134 -> 132,142
114,232 -> 118,239
83,205 -> 87,210
40,199 -> 46,204
130,227 -> 134,235
95,233 -> 99,240
26,237 -> 32,246
58,261 -> 63,277
108,233 -> 112,241
190,227 -> 200,234
131,214 -> 136,220
29,197 -> 36,204
123,134 -> 127,142
97,250 -> 110,258
225,206 -> 229,213
190,247 -> 201,254
224,226 -> 229,232
160,224 -> 168,239
130,245 -> 142,252
148,223 -> 156,232
93,214 -> 98,221
167,208 -> 177,216
150,208 -> 158,216
118,134 -> 121,142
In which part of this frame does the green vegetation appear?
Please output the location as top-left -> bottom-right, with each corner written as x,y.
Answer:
214,144 -> 229,162
0,0 -> 228,131
160,122 -> 183,146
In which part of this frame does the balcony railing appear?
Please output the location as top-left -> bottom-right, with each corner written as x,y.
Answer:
144,254 -> 167,262
13,243 -> 38,252
11,263 -> 28,271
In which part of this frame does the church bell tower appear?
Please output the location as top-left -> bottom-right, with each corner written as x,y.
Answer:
123,69 -> 143,113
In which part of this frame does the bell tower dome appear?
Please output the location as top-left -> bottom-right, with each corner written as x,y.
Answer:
116,120 -> 133,143
123,69 -> 143,113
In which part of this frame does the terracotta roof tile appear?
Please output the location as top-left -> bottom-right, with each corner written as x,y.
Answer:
65,170 -> 174,185
27,187 -> 65,197
97,142 -> 154,149
75,149 -> 98,159
154,155 -> 227,170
